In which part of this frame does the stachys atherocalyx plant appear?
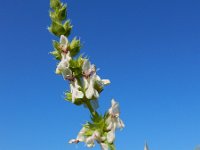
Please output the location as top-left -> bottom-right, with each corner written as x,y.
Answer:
48,0 -> 125,149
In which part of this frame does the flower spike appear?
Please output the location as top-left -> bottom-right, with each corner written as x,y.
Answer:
49,0 -> 124,149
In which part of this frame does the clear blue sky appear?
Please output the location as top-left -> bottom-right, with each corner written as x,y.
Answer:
0,0 -> 200,150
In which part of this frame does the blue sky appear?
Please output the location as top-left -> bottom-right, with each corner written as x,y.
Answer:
0,0 -> 200,150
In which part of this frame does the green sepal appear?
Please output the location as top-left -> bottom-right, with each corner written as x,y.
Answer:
65,92 -> 72,101
48,21 -> 66,37
50,40 -> 62,60
109,143 -> 116,150
69,37 -> 81,57
50,0 -> 61,10
53,40 -> 60,50
63,20 -> 72,37
50,4 -> 67,22
85,113 -> 106,135
69,56 -> 83,77
94,81 -> 104,93
82,126 -> 93,137
50,50 -> 62,60
64,92 -> 83,105
72,56 -> 83,68
49,11 -> 57,21
57,4 -> 67,21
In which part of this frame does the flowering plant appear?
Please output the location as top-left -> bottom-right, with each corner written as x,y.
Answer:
48,0 -> 125,149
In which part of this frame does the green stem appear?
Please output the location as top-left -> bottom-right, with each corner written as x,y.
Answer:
85,100 -> 98,117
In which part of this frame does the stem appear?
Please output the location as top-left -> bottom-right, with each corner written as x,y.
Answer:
85,100 -> 98,117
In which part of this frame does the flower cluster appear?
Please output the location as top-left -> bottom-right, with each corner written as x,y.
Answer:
49,0 -> 125,149
54,35 -> 110,107
69,99 -> 125,150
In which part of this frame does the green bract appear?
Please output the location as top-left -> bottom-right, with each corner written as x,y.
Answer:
49,0 -> 72,37
63,20 -> 72,36
69,37 -> 81,57
50,40 -> 61,60
49,5 -> 67,22
48,21 -> 71,37
69,57 -> 83,77
50,0 -> 61,10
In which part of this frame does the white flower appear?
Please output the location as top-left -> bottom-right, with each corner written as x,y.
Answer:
106,99 -> 125,131
59,35 -> 68,52
76,127 -> 87,142
62,67 -> 73,80
82,59 -> 110,99
85,131 -> 100,148
95,75 -> 111,88
82,59 -> 95,77
85,136 -> 95,147
56,52 -> 71,74
109,99 -> 120,117
69,127 -> 87,144
84,74 -> 99,99
56,35 -> 73,80
70,79 -> 84,103
107,129 -> 115,143
100,143 -> 109,150
82,59 -> 97,99
68,139 -> 78,144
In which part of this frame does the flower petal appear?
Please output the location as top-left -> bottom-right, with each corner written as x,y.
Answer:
68,139 -> 78,144
85,136 -> 95,147
60,35 -> 68,49
62,68 -> 72,80
82,59 -> 91,72
107,129 -> 115,144
100,143 -> 109,150
101,79 -> 110,85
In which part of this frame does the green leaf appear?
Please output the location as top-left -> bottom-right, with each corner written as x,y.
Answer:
69,37 -> 81,57
50,0 -> 61,10
48,21 -> 66,37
